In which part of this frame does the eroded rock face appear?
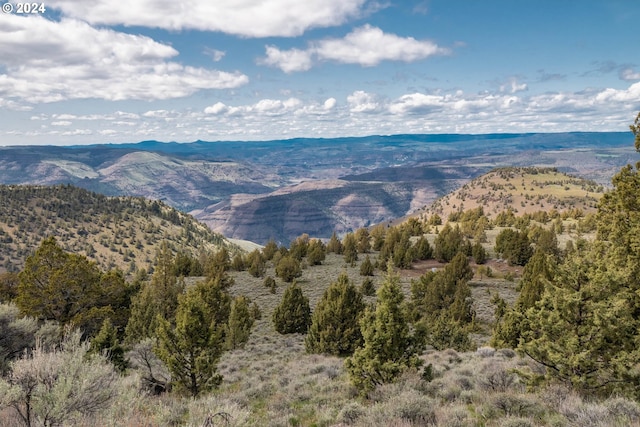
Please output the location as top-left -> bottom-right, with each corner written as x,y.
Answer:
195,180 -> 426,244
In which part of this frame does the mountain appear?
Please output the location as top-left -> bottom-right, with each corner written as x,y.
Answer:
419,167 -> 606,222
0,185 -> 240,273
1,132 -> 637,244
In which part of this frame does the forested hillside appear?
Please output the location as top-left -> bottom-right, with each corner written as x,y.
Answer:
0,184 -> 240,273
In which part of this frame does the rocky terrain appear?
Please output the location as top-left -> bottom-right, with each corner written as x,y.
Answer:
1,132 -> 637,244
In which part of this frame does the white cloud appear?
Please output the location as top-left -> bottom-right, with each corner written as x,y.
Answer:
621,68 -> 640,81
46,0 -> 367,37
260,46 -> 314,73
204,48 -> 226,62
51,120 -> 72,126
347,91 -> 382,113
314,25 -> 449,66
0,15 -> 249,103
260,25 -> 449,72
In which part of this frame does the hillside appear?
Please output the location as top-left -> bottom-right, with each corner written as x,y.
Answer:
420,167 -> 605,222
1,132 -> 636,245
0,184 -> 241,273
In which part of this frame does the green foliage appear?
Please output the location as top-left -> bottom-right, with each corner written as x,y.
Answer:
204,247 -> 231,279
0,329 -> 118,427
90,318 -> 127,373
126,243 -> 185,343
495,228 -> 533,266
226,295 -> 256,350
155,282 -> 227,397
345,265 -> 422,395
246,249 -> 266,278
409,252 -> 474,324
275,255 -> 302,282
326,231 -> 343,254
359,255 -> 374,276
342,232 -> 358,265
16,237 -> 131,337
305,272 -> 365,356
272,282 -> 311,334
0,272 -> 19,303
379,226 -> 415,268
354,228 -> 371,253
515,117 -> 640,398
306,239 -> 326,265
472,242 -> 487,264
433,224 -> 467,263
421,313 -> 474,352
262,239 -> 278,261
360,277 -> 376,296
289,234 -> 310,261
413,236 -> 433,261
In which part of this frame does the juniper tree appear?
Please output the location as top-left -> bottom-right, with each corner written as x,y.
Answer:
155,285 -> 225,397
359,255 -> 374,276
515,115 -> 640,398
226,295 -> 255,350
342,232 -> 358,265
275,255 -> 302,282
345,264 -> 422,395
305,272 -> 364,356
272,281 -> 311,334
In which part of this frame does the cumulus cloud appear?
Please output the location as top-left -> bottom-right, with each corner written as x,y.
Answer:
315,24 -> 449,66
0,15 -> 249,103
46,0 -> 367,37
347,91 -> 382,113
260,46 -> 314,73
260,25 -> 449,72
204,48 -> 226,62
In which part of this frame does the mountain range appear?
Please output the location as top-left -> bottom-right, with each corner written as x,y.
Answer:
1,132 -> 637,244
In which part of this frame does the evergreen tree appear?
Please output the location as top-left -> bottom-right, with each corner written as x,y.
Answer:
90,318 -> 127,373
359,255 -> 374,276
263,276 -> 277,294
305,272 -> 364,356
433,224 -> 465,262
262,239 -> 278,261
515,117 -> 640,398
126,243 -> 184,343
306,239 -> 326,265
342,232 -> 358,265
471,242 -> 487,264
345,264 -> 422,394
246,249 -> 266,278
326,231 -> 343,254
360,277 -> 376,296
155,286 -> 224,397
414,236 -> 433,261
275,255 -> 302,282
355,227 -> 371,253
272,282 -> 311,334
226,295 -> 255,350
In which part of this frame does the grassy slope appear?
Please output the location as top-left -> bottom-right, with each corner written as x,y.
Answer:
0,184 -> 240,274
422,167 -> 604,221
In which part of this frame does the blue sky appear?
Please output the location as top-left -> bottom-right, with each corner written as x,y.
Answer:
0,0 -> 639,145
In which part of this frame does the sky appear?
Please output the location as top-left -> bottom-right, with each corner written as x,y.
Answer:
0,0 -> 639,146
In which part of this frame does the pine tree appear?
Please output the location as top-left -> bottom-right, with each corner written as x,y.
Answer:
355,227 -> 371,253
307,239 -> 326,265
305,272 -> 364,356
433,224 -> 465,262
272,281 -> 311,334
345,264 -> 422,394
